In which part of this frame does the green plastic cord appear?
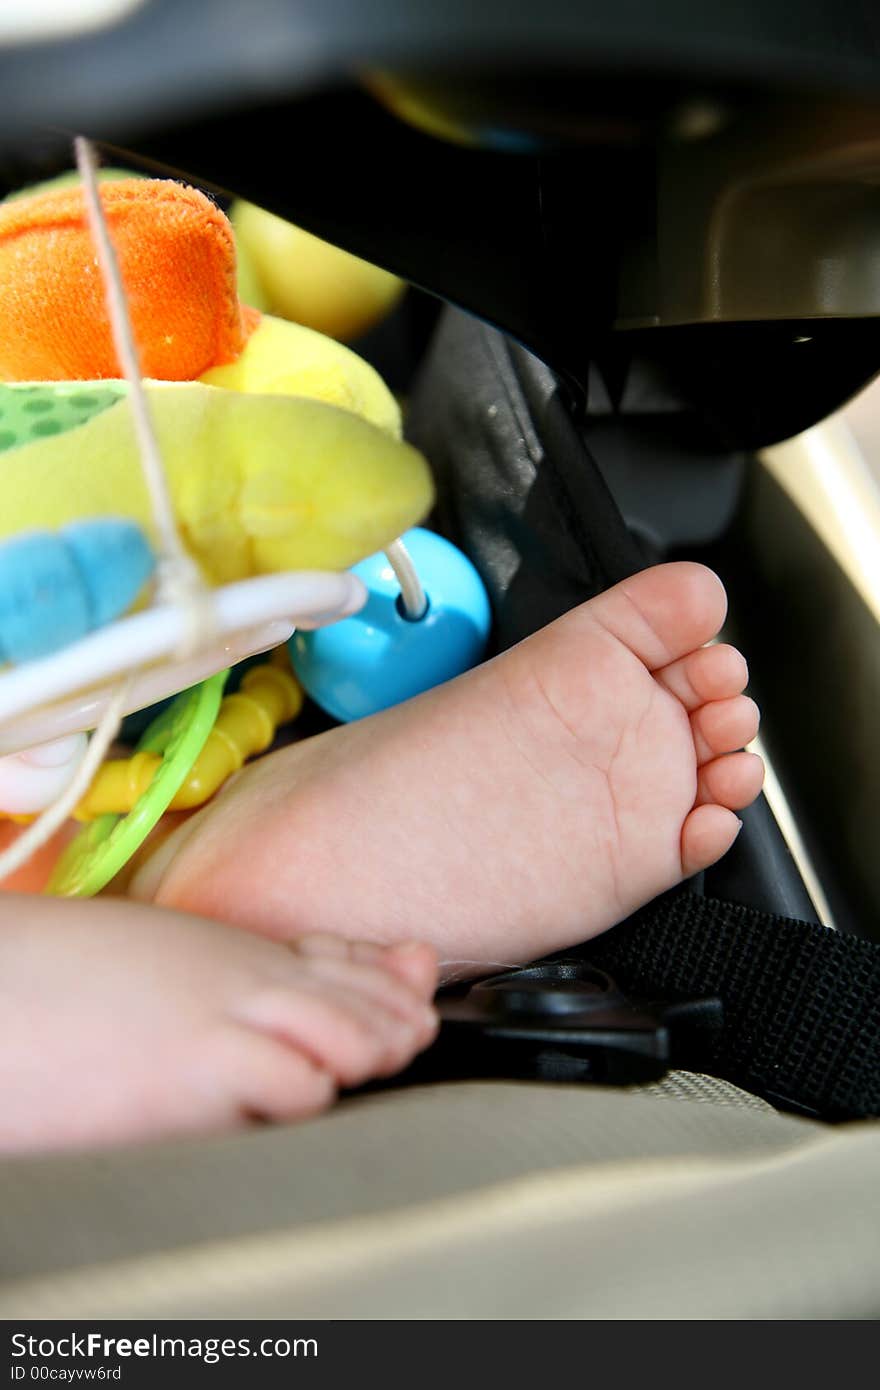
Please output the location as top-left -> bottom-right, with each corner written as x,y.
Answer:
47,670 -> 228,897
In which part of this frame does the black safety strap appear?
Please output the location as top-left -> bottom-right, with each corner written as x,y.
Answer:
580,890 -> 880,1120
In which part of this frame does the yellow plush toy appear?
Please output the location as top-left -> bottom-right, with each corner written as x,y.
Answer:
231,199 -> 406,341
0,177 -> 432,576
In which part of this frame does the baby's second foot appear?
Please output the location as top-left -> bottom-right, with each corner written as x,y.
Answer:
0,897 -> 437,1151
134,563 -> 763,975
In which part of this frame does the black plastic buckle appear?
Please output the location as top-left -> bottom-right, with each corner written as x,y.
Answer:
405,959 -> 723,1087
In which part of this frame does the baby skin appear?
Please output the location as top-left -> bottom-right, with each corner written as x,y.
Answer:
134,562 -> 763,972
0,561 -> 762,1151
0,901 -> 438,1152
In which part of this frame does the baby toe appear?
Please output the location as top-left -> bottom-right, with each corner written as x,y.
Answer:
680,804 -> 744,878
698,643 -> 750,699
691,695 -> 760,764
291,934 -> 351,960
590,562 -> 727,671
656,643 -> 749,710
380,942 -> 439,999
345,940 -> 394,969
696,750 -> 765,810
220,1028 -> 337,1124
236,984 -> 431,1089
303,951 -> 438,1023
291,937 -> 434,998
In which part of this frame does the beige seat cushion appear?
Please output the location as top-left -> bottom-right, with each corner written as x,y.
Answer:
1,1078 -> 877,1319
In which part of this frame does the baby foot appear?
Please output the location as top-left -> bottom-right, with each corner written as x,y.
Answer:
0,897 -> 437,1151
133,563 -> 763,975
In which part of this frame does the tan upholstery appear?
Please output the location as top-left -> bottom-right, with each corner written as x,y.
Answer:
1,1077 -> 877,1319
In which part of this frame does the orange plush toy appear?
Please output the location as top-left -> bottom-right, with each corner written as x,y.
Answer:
0,179 -> 261,382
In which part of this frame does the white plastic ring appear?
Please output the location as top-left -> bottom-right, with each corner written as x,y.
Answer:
0,570 -> 366,748
0,621 -> 288,754
0,734 -> 89,814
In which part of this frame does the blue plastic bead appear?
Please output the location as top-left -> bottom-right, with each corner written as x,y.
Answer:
289,528 -> 492,722
0,519 -> 155,665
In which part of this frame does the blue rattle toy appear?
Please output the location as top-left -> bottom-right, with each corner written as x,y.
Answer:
290,527 -> 491,722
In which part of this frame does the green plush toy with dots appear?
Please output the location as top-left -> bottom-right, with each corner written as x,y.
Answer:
0,382 -> 127,454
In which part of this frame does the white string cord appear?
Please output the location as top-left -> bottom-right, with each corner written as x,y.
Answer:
74,136 -> 205,615
0,139 -> 214,883
0,682 -> 129,883
385,537 -> 427,620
